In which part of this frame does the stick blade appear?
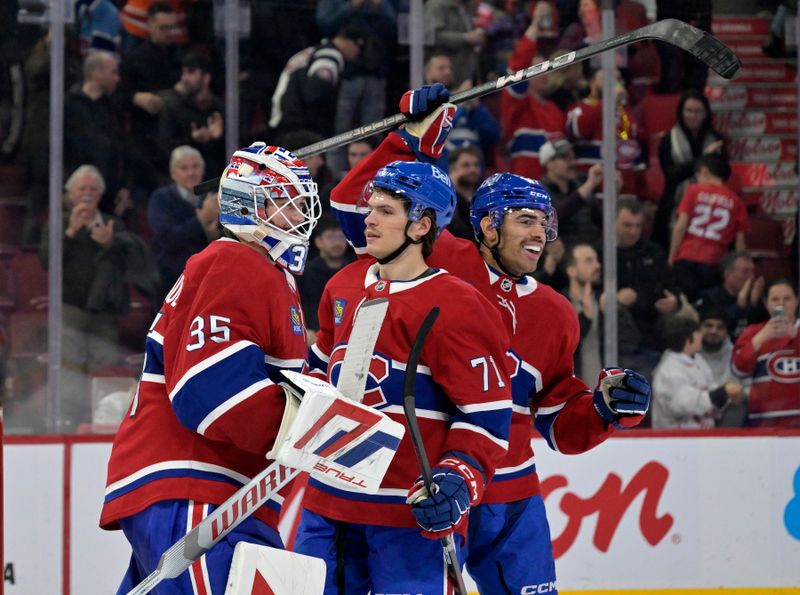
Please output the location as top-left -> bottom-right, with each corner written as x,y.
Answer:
689,30 -> 742,79
650,19 -> 741,80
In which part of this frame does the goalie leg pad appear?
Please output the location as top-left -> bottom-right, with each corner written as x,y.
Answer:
224,542 -> 326,595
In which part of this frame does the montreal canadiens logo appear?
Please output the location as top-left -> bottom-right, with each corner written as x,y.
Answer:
767,350 -> 800,382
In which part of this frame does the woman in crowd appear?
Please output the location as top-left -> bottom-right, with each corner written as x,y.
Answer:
732,280 -> 800,428
652,89 -> 725,249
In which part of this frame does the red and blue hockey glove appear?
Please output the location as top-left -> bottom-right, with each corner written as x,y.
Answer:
593,367 -> 651,429
406,456 -> 481,539
395,83 -> 457,162
399,83 -> 450,120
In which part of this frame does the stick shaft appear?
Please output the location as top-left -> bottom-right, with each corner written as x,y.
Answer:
402,308 -> 468,595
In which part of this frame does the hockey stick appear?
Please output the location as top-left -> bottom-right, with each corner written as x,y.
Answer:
401,307 -> 468,595
126,298 -> 390,595
193,18 -> 740,196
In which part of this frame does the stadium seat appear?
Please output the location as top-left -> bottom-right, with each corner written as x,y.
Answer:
10,249 -> 48,310
746,216 -> 785,259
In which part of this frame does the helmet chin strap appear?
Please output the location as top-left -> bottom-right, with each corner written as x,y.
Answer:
481,231 -> 523,281
376,221 -> 423,265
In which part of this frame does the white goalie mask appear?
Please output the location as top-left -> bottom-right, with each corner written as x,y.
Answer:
218,143 -> 321,273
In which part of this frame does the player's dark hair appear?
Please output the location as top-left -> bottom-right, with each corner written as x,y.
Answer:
661,316 -> 700,352
148,2 -> 174,18
695,153 -> 731,182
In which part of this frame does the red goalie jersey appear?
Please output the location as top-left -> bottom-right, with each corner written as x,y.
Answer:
101,238 -> 307,531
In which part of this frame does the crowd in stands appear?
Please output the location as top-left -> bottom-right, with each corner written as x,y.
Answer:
0,0 -> 797,433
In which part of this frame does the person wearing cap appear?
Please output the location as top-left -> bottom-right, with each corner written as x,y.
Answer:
539,138 -> 603,247
157,52 -> 225,175
269,24 -> 365,139
696,310 -> 748,427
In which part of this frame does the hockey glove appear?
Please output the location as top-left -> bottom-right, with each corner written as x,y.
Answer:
406,457 -> 480,539
395,83 -> 457,162
592,367 -> 651,429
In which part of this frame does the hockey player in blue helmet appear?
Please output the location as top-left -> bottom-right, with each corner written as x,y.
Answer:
294,94 -> 513,594
324,81 -> 652,595
469,172 -> 559,278
359,159 -> 457,264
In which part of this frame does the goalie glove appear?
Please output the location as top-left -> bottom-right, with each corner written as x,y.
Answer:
593,367 -> 651,429
406,456 -> 482,539
395,83 -> 457,162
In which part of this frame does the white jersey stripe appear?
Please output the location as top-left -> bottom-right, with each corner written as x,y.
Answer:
264,354 -> 305,369
105,460 -> 250,496
141,372 -> 166,384
169,340 -> 257,402
495,454 -> 536,475
449,422 -> 509,451
457,399 -> 512,414
537,402 -> 566,416
380,404 -> 449,421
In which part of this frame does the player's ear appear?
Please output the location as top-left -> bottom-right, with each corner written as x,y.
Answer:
480,216 -> 497,243
410,214 -> 432,241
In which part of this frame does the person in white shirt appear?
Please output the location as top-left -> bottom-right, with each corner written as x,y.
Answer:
653,316 -> 742,428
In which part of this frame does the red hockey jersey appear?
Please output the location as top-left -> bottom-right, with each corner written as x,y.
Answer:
303,259 -> 512,528
732,320 -> 800,427
429,232 -> 613,503
101,239 -> 307,531
673,183 -> 750,266
330,136 -> 614,505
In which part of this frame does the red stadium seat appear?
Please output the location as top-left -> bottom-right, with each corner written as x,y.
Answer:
10,249 -> 48,310
746,216 -> 785,259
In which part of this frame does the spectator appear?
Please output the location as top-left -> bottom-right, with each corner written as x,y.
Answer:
316,0 -> 397,173
562,242 -> 603,382
74,0 -> 123,54
533,237 -> 567,292
279,130 -> 335,214
147,146 -> 218,299
540,139 -> 603,247
616,198 -> 683,374
65,51 -> 129,217
121,1 -> 183,193
652,89 -> 724,250
558,0 -> 602,51
652,316 -> 742,429
694,251 -> 769,340
345,138 -> 375,171
501,20 -> 565,180
543,48 -> 585,112
119,0 -> 188,54
697,310 -> 748,428
157,52 -> 225,175
565,66 -> 644,193
269,25 -> 364,139
668,154 -> 749,302
424,52 -> 500,170
297,214 -> 354,344
40,165 -> 151,431
424,0 -> 486,86
732,279 -> 800,427
447,145 -> 483,240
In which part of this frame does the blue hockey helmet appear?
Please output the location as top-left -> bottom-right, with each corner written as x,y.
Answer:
469,173 -> 558,242
366,161 -> 456,235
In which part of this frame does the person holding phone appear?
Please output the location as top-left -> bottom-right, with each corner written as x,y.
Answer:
732,279 -> 800,427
